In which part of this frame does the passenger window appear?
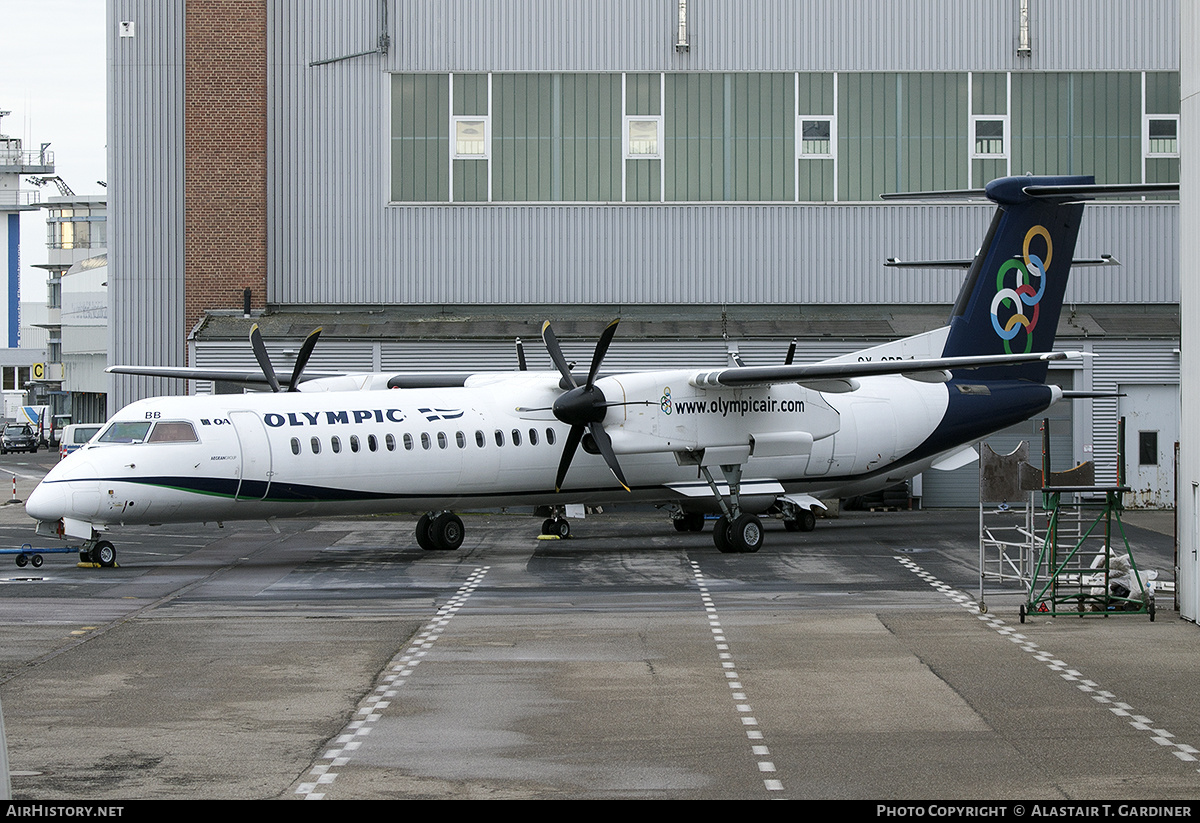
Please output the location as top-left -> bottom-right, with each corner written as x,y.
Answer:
437,432 -> 447,449
368,434 -> 378,452
147,421 -> 200,443
495,430 -> 504,447
404,433 -> 413,451
476,430 -> 485,448
546,428 -> 556,446
386,434 -> 396,451
290,437 -> 300,455
331,436 -> 342,454
350,435 -> 360,453
529,428 -> 538,446
421,433 -> 431,450
512,429 -> 521,446
456,431 -> 466,449
310,437 -> 321,454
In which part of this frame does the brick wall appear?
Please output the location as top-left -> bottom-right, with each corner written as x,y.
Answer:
184,0 -> 267,341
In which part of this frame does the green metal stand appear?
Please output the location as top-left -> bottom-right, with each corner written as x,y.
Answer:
1020,417 -> 1155,622
1021,486 -> 1155,622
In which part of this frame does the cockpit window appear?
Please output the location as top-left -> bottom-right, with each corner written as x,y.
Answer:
97,421 -> 153,444
147,421 -> 200,443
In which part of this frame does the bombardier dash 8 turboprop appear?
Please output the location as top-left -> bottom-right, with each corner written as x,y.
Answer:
25,175 -> 1176,565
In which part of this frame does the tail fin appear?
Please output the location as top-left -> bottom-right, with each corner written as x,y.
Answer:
940,175 -> 1091,382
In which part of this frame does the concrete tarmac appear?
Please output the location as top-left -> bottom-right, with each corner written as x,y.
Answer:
0,452 -> 1195,800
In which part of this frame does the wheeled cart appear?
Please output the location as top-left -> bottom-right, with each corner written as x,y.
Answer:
2,543 -> 82,569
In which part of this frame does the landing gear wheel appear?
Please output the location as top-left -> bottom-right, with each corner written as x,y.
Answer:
31,554 -> 42,568
431,512 -> 464,551
94,540 -> 116,568
713,516 -> 735,553
542,518 -> 556,535
552,518 -> 570,539
15,553 -> 27,568
415,513 -> 438,551
673,518 -> 690,533
1019,603 -> 1027,624
684,512 -> 705,532
783,518 -> 801,532
798,509 -> 816,532
729,514 -> 764,553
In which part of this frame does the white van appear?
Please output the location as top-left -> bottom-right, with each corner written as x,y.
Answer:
59,424 -> 102,460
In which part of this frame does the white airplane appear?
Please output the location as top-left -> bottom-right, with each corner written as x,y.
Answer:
25,175 -> 1174,566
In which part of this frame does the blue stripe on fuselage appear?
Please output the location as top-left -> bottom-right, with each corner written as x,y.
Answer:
910,379 -> 1055,464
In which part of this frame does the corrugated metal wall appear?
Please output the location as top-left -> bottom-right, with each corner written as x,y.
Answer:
266,1 -> 1180,308
270,200 -> 1178,307
386,0 -> 1178,73
107,0 -> 187,411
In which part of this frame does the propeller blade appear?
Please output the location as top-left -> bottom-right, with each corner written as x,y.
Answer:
555,424 -> 585,492
249,324 -> 281,393
584,318 -> 620,388
286,327 -> 322,392
515,338 -> 528,371
541,321 -> 577,388
587,421 -> 631,492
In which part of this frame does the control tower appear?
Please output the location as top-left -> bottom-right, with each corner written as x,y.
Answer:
0,109 -> 53,348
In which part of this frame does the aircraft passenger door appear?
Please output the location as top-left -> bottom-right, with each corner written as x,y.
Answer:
230,410 -> 273,501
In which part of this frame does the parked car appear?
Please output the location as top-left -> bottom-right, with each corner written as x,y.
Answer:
58,424 -> 102,460
1,424 -> 38,454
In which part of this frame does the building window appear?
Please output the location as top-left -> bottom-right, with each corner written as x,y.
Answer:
971,116 -> 1007,158
624,117 -> 662,158
452,117 -> 489,159
798,117 -> 834,158
1139,431 -> 1159,465
1146,116 -> 1179,157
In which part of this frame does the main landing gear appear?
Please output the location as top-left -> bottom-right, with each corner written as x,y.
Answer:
415,511 -> 464,551
540,516 -> 571,539
692,458 -> 764,554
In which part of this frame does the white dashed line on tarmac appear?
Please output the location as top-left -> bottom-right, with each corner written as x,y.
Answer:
690,560 -> 784,793
294,566 -> 491,800
895,555 -> 1200,772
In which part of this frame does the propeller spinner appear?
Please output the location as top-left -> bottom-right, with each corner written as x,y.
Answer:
540,319 -> 630,493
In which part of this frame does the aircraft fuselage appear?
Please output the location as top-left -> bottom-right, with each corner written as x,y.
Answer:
26,368 -> 1057,539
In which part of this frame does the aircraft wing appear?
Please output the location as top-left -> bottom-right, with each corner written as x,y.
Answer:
689,350 -> 1078,390
104,365 -> 476,389
104,365 -> 328,386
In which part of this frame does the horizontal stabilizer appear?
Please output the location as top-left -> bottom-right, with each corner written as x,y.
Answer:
884,255 -> 1119,270
690,350 -> 1080,390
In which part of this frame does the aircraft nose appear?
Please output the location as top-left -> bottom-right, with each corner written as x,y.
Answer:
25,478 -> 68,522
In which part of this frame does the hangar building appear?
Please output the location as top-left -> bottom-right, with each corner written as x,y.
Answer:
108,0 -> 1180,508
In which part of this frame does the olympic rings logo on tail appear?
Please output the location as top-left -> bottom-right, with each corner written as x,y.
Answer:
989,224 -> 1052,354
